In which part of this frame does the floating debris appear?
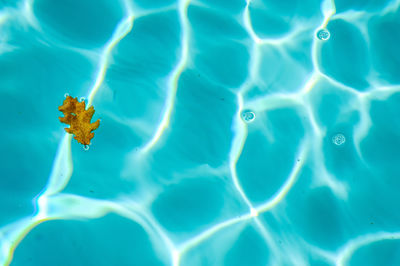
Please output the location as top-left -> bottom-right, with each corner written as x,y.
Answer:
317,29 -> 330,41
241,110 -> 256,123
332,133 -> 346,146
58,96 -> 100,146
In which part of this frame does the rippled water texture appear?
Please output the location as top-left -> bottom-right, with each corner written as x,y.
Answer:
1,0 -> 400,265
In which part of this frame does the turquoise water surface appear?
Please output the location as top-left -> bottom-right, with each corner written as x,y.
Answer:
1,0 -> 400,265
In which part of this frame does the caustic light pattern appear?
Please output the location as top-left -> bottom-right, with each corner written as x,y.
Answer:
1,0 -> 400,266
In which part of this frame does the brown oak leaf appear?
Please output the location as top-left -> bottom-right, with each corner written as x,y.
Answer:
58,96 -> 100,145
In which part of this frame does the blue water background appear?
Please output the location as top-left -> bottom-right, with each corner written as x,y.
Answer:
1,0 -> 400,265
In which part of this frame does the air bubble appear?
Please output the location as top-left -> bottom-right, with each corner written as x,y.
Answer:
241,110 -> 256,123
80,97 -> 86,102
64,93 -> 69,98
332,133 -> 345,146
83,144 -> 90,151
317,29 -> 330,41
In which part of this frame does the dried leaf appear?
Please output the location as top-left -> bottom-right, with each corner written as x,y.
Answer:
58,96 -> 100,145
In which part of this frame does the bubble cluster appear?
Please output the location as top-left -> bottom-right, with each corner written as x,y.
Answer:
241,110 -> 256,123
317,29 -> 330,41
332,133 -> 346,146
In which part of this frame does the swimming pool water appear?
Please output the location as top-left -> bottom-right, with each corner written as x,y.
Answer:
1,0 -> 400,265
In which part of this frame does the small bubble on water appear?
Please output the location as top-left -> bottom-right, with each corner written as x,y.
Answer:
241,110 -> 256,123
332,133 -> 346,146
317,29 -> 330,41
64,93 -> 69,98
80,97 -> 86,102
83,144 -> 90,151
